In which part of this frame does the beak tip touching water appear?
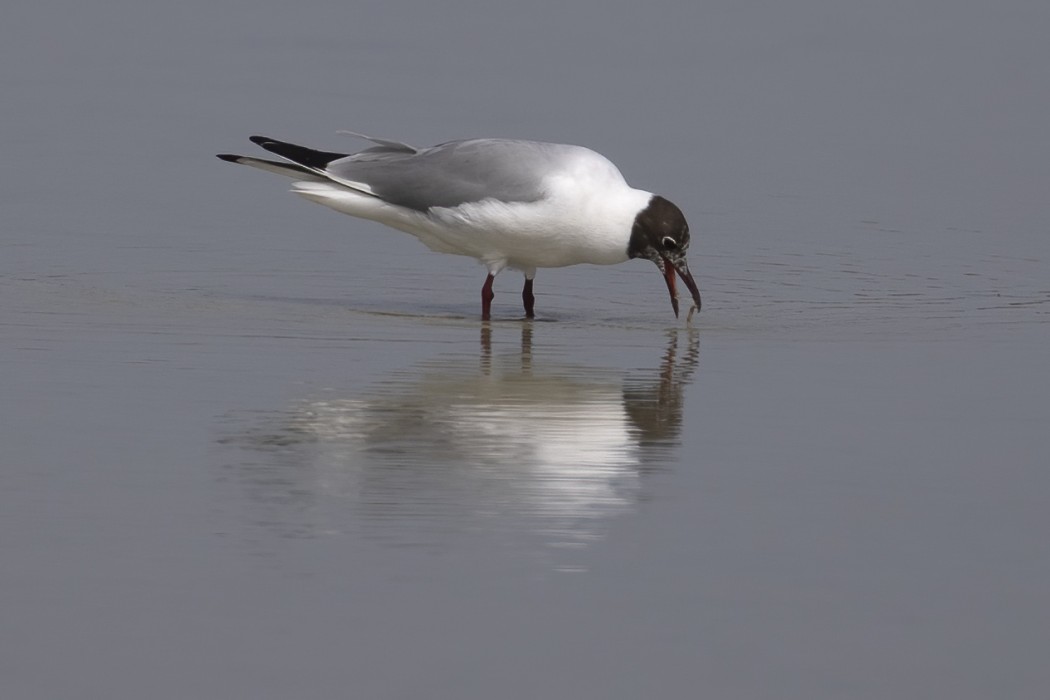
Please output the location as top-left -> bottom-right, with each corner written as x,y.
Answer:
662,257 -> 701,319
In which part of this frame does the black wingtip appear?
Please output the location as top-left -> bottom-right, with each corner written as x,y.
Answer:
216,153 -> 242,163
246,136 -> 348,170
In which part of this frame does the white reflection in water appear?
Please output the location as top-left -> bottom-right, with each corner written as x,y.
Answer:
220,327 -> 699,556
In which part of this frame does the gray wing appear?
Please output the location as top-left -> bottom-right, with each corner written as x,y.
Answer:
336,130 -> 417,153
325,139 -> 580,211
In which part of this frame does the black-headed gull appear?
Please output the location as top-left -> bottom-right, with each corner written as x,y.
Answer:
217,132 -> 701,320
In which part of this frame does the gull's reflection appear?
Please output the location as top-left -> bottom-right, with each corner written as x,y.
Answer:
220,326 -> 699,556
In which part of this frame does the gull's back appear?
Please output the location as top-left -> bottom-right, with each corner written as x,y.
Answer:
326,139 -> 627,212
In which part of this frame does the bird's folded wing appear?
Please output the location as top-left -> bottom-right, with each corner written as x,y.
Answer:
324,139 -> 572,211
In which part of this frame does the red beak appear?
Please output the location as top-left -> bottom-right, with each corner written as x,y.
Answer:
662,258 -> 702,318
663,259 -> 680,318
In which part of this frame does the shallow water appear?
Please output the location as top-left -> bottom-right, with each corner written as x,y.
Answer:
3,1 -> 1050,698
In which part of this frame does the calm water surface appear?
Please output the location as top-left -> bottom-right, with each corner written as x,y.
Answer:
3,1 -> 1049,698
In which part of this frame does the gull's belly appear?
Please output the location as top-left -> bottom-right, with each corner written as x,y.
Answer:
420,199 -> 631,270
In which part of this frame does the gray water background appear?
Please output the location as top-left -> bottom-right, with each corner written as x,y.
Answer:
3,1 -> 1049,698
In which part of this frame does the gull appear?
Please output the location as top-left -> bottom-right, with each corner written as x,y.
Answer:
217,132 -> 701,320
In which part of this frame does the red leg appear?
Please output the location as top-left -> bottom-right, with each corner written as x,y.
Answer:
481,273 -> 495,320
522,278 -> 535,319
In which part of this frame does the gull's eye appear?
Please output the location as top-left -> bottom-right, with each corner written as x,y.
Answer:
661,236 -> 678,250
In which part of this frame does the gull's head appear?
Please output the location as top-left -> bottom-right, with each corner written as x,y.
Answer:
627,195 -> 702,318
